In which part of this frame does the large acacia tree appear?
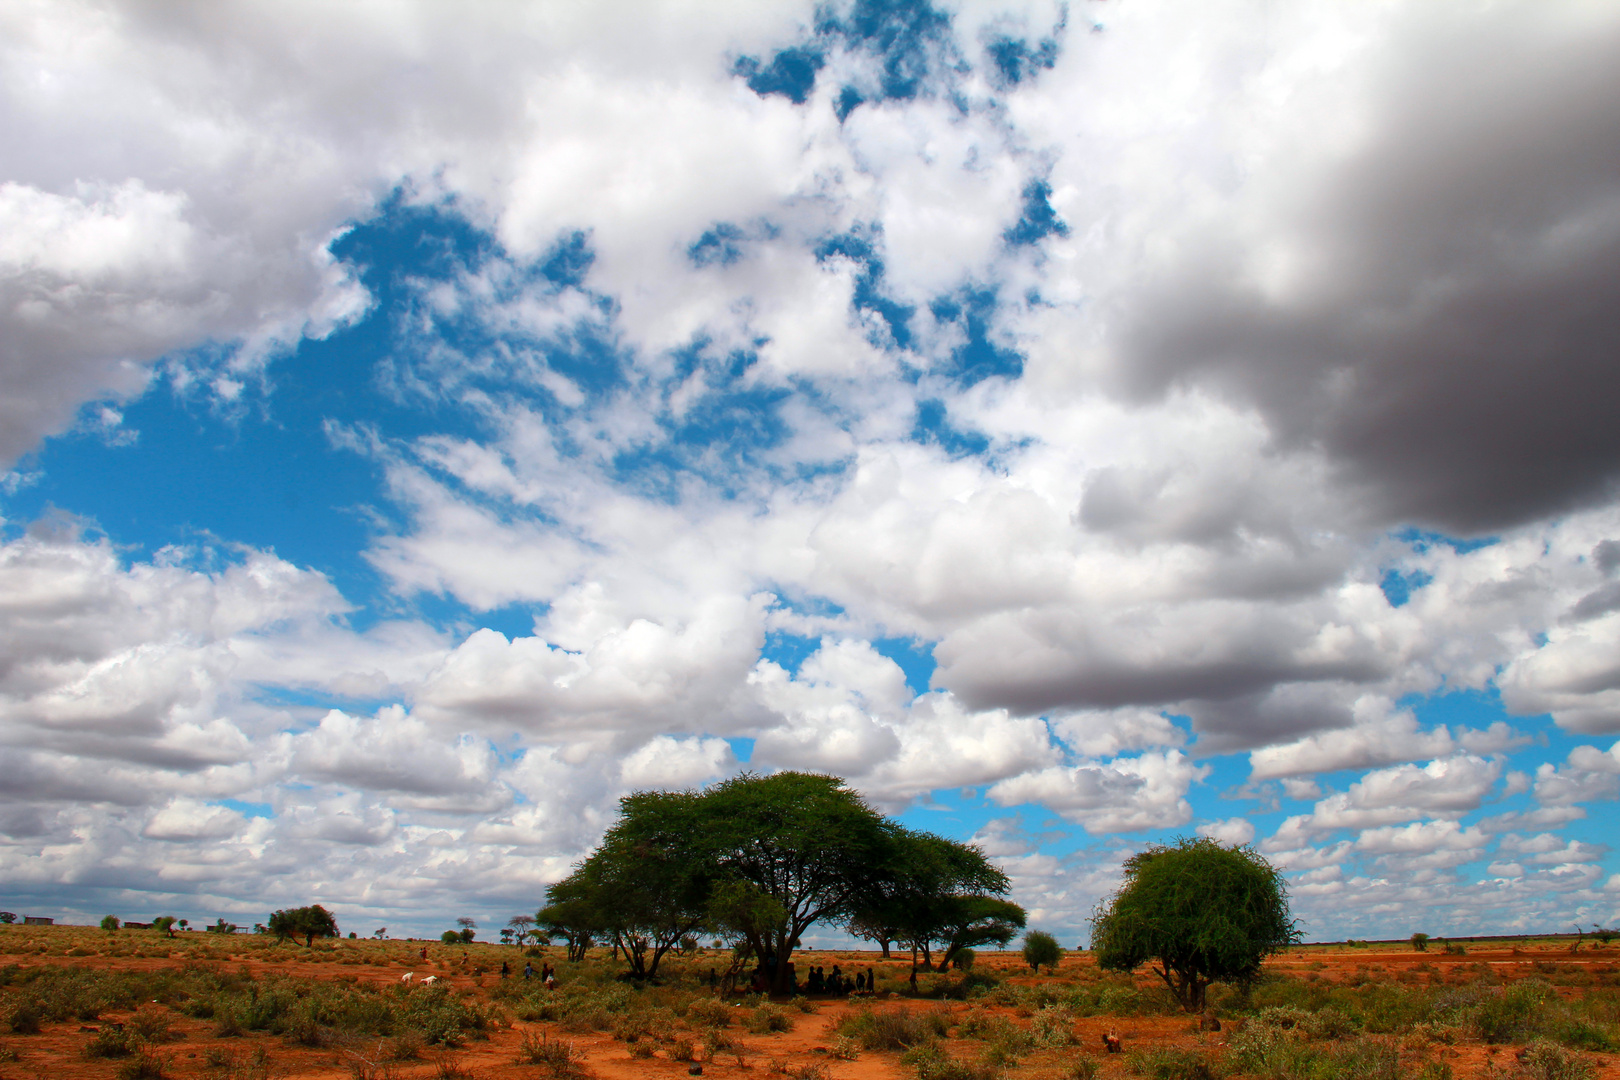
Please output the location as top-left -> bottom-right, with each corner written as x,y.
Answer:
852,829 -> 1024,973
541,788 -> 714,978
694,772 -> 896,994
550,772 -> 1022,993
1090,837 -> 1299,1013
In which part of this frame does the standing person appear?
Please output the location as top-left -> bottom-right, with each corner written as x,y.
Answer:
524,961 -> 534,980
500,960 -> 510,978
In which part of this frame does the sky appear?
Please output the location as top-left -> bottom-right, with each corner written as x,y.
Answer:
2,0 -> 1619,945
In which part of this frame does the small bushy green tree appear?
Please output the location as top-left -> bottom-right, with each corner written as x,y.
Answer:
100,915 -> 120,932
152,916 -> 177,938
267,905 -> 339,947
1023,929 -> 1062,972
1411,932 -> 1429,951
1090,837 -> 1299,1014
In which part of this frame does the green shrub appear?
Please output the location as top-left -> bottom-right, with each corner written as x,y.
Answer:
1126,1046 -> 1222,1080
1023,930 -> 1062,972
84,1025 -> 139,1059
1472,980 -> 1551,1043
836,1006 -> 951,1050
1515,1040 -> 1595,1080
1032,1004 -> 1078,1047
5,1002 -> 41,1035
115,1048 -> 169,1079
745,1002 -> 792,1034
899,1040 -> 998,1080
684,997 -> 732,1028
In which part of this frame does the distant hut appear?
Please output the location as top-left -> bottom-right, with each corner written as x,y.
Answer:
22,916 -> 53,926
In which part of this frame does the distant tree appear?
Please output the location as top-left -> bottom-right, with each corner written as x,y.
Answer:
0,912 -> 15,924
508,914 -> 536,942
441,930 -> 462,945
267,905 -> 340,947
1411,933 -> 1429,952
537,895 -> 598,962
1091,837 -> 1299,1014
374,928 -> 387,939
500,927 -> 513,945
100,915 -> 120,932
178,919 -> 189,932
1023,930 -> 1062,972
153,916 -> 178,938
848,910 -> 902,958
457,916 -> 477,930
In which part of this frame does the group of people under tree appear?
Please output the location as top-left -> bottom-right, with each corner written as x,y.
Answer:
536,772 -> 1029,993
806,963 -> 869,995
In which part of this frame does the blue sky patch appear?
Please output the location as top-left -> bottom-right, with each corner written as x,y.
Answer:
929,286 -> 1024,385
1004,179 -> 1069,247
986,34 -> 1060,86
733,47 -> 826,105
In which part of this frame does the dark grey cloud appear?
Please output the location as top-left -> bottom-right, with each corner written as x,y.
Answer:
1116,13 -> 1620,534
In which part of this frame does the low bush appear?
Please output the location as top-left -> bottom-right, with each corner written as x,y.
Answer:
899,1040 -> 999,1080
836,1006 -> 951,1050
1126,1046 -> 1222,1080
84,1025 -> 140,1059
1514,1040 -> 1595,1080
519,1031 -> 585,1076
746,1002 -> 793,1034
1032,1004 -> 1078,1047
116,1048 -> 170,1080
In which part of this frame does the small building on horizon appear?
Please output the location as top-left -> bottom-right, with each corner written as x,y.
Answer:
22,916 -> 53,926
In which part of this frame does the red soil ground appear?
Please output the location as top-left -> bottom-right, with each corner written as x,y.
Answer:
2,930 -> 1618,1080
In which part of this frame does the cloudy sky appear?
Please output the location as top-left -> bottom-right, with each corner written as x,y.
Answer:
3,0 -> 1619,943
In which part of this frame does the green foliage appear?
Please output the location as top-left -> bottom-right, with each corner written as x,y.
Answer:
544,787 -> 720,980
899,1040 -> 999,1080
1472,980 -> 1552,1043
1227,1010 -> 1399,1080
1023,930 -> 1062,972
1411,933 -> 1429,951
745,1002 -> 793,1034
267,905 -> 339,947
1516,1040 -> 1596,1080
84,1025 -> 139,1058
1126,1046 -> 1223,1080
1091,837 -> 1299,1013
854,829 -> 1023,971
440,931 -> 461,945
101,916 -> 121,932
152,917 -> 177,938
834,1005 -> 950,1050
695,772 -> 897,992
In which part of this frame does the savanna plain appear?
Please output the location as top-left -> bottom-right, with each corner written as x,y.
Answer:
2,926 -> 1619,1080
